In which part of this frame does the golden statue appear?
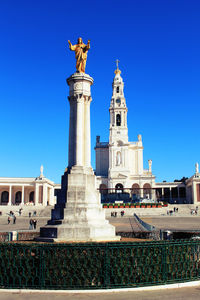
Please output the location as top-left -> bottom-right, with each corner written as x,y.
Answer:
68,37 -> 90,73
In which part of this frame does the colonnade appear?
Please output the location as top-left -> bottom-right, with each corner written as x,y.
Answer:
0,183 -> 55,206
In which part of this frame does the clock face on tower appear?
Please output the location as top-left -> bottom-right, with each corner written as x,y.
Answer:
116,98 -> 121,104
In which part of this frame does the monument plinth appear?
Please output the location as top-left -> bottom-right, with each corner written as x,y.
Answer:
38,71 -> 120,242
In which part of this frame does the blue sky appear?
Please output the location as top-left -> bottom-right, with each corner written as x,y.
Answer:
0,0 -> 199,183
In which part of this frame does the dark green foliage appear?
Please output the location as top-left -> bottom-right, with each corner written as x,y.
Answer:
0,241 -> 199,290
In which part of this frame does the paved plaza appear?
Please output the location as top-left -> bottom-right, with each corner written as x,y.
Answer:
1,285 -> 200,300
1,213 -> 200,234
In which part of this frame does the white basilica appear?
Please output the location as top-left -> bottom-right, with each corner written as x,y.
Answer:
94,64 -> 200,204
95,65 -> 155,195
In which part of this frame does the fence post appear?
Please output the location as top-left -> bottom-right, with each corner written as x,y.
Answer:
104,243 -> 110,288
162,243 -> 167,283
40,245 -> 45,289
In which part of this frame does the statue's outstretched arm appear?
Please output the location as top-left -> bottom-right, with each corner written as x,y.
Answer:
85,40 -> 90,50
68,40 -> 76,51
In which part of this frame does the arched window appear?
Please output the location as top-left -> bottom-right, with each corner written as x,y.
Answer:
1,191 -> 9,205
115,183 -> 123,193
132,184 -> 140,196
29,191 -> 34,203
116,86 -> 119,93
15,191 -> 22,205
143,183 -> 151,199
116,114 -> 121,126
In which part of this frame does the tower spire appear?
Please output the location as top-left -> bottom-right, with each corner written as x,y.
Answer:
114,59 -> 121,75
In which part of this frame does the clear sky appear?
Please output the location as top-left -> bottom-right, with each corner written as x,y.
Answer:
0,0 -> 199,183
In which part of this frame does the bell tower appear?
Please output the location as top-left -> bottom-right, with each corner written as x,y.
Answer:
108,61 -> 130,185
109,60 -> 128,145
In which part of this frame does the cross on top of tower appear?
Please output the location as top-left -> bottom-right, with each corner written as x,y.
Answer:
116,59 -> 119,69
114,59 -> 121,75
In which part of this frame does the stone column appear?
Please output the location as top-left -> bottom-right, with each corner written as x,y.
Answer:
193,182 -> 197,204
75,97 -> 83,166
169,187 -> 172,202
67,73 -> 93,169
35,184 -> 39,206
162,188 -> 164,200
84,98 -> 91,167
43,183 -> 47,206
68,101 -> 75,168
21,185 -> 25,205
8,185 -> 12,205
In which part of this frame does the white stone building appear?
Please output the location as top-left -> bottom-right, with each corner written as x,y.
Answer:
94,65 -> 200,205
0,166 -> 60,206
95,65 -> 155,196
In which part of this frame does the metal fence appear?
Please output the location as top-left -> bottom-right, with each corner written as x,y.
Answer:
0,241 -> 200,290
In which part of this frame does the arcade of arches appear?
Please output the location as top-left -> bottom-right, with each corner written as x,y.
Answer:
99,182 -> 187,202
0,178 -> 56,206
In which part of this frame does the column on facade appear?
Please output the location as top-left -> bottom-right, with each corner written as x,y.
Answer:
84,97 -> 91,167
169,187 -> 172,202
0,191 -> 1,204
21,185 -> 25,205
193,182 -> 197,204
177,187 -> 180,200
162,188 -> 164,200
43,183 -> 48,206
75,97 -> 83,166
8,185 -> 12,205
140,185 -> 143,198
35,184 -> 39,206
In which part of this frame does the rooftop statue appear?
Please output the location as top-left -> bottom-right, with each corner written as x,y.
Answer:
68,37 -> 90,73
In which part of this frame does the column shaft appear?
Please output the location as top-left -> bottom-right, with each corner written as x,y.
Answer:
84,100 -> 91,167
68,101 -> 75,168
8,186 -> 12,205
43,184 -> 47,206
35,184 -> 39,206
21,186 -> 25,205
75,99 -> 83,166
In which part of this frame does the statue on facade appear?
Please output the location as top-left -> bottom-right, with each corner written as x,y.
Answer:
68,37 -> 90,73
116,151 -> 121,166
195,162 -> 199,174
148,160 -> 152,173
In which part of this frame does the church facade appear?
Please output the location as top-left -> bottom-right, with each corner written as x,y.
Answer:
94,65 -> 200,205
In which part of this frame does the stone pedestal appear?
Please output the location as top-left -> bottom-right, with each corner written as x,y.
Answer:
38,72 -> 120,242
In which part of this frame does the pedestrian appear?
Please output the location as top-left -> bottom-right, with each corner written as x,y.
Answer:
13,215 -> 16,224
115,212 -> 117,217
33,219 -> 37,230
33,211 -> 37,216
8,217 -> 10,224
120,211 -> 123,217
29,218 -> 33,230
29,212 -> 31,218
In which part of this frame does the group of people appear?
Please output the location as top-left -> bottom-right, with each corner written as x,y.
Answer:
167,207 -> 179,215
28,211 -> 37,218
191,207 -> 198,215
29,219 -> 37,230
110,210 -> 125,217
7,211 -> 16,224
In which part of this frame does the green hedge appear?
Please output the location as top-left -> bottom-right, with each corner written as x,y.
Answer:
0,240 -> 199,289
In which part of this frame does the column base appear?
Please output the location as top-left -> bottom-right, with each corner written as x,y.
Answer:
37,167 -> 120,242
